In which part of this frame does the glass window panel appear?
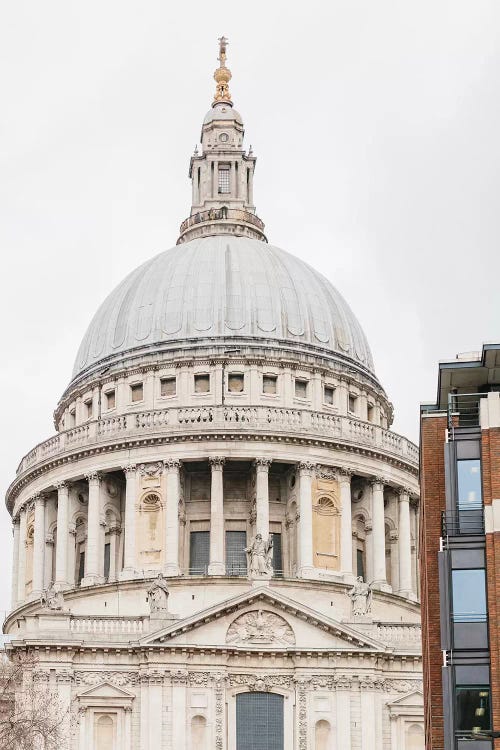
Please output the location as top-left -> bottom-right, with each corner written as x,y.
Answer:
236,692 -> 284,750
456,686 -> 490,732
295,379 -> 308,398
457,459 -> 482,509
228,374 -> 244,392
226,531 -> 247,575
218,165 -> 230,194
263,375 -> 277,394
131,383 -> 143,402
189,531 -> 209,575
452,569 -> 487,622
324,386 -> 335,405
271,533 -> 282,577
161,377 -> 176,397
194,374 -> 210,393
357,548 -> 365,580
104,543 -> 111,580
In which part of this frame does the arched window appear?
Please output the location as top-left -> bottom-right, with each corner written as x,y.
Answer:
74,516 -> 87,586
313,495 -> 340,571
95,714 -> 114,750
406,723 -> 424,750
315,719 -> 331,750
236,692 -> 284,750
139,492 -> 162,569
191,715 -> 207,744
353,516 -> 367,581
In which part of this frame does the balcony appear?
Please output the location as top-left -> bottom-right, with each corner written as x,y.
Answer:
441,509 -> 485,537
448,392 -> 487,434
11,406 -> 419,487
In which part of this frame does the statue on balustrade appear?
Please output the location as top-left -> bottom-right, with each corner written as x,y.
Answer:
347,576 -> 372,617
246,533 -> 273,578
147,573 -> 170,613
40,583 -> 64,611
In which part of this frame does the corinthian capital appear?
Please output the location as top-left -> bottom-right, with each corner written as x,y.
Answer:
84,471 -> 102,484
209,456 -> 226,469
122,464 -> 137,475
298,461 -> 315,476
164,458 -> 181,472
254,458 -> 272,471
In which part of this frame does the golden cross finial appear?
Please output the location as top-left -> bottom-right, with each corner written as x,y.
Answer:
213,36 -> 232,104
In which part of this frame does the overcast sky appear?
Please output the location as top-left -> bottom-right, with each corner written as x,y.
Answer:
0,1 -> 499,622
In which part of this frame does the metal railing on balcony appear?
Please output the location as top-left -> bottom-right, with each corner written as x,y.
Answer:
448,392 -> 487,433
441,509 -> 485,537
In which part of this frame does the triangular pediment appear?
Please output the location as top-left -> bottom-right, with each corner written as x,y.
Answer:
77,681 -> 135,700
141,587 -> 384,652
388,690 -> 424,708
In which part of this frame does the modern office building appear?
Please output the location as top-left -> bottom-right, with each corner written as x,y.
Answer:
3,39 -> 424,749
420,344 -> 500,750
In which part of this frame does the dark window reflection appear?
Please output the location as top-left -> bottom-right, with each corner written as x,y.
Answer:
456,686 -> 490,732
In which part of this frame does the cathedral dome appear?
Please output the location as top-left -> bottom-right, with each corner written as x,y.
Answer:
72,236 -> 375,382
203,103 -> 243,124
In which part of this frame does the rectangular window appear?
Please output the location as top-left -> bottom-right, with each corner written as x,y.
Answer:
367,403 -> 375,422
226,530 -> 247,575
189,531 -> 210,575
228,373 -> 244,393
457,458 -> 482,509
104,543 -> 111,580
69,409 -> 76,427
451,568 -> 487,622
271,533 -> 283,577
160,377 -> 176,397
194,374 -> 210,393
263,375 -> 277,395
105,390 -> 116,410
456,686 -> 491,733
324,385 -> 335,405
78,550 -> 85,585
295,379 -> 308,398
218,164 -> 230,194
357,548 -> 365,580
130,383 -> 143,402
85,399 -> 93,419
348,394 -> 358,414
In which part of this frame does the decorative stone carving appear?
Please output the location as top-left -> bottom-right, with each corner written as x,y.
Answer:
315,465 -> 337,480
209,456 -> 225,469
147,573 -> 169,613
74,671 -> 138,686
294,677 -> 310,750
226,609 -> 295,646
245,534 -> 273,578
346,576 -> 372,617
298,461 -> 315,475
138,461 -> 163,477
40,583 -> 64,611
229,673 -> 293,690
164,458 -> 181,471
385,679 -> 424,693
254,457 -> 272,470
84,471 -> 101,483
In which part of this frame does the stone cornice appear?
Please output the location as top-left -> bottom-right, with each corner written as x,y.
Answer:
6,429 -> 419,513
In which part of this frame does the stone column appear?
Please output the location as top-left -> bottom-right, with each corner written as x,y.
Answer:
338,468 -> 354,578
148,675 -> 163,749
32,494 -> 46,597
78,707 -> 87,750
370,477 -> 389,591
55,481 -> 70,589
124,707 -> 132,750
298,462 -> 315,577
11,518 -> 20,609
398,487 -> 413,597
17,507 -> 28,604
164,459 -> 181,576
254,458 -> 272,540
360,679 -> 378,750
140,675 -> 149,749
82,471 -> 103,586
108,525 -> 120,581
171,679 -> 186,748
208,457 -> 225,575
121,464 -> 137,577
56,672 -> 73,750
336,677 -> 352,749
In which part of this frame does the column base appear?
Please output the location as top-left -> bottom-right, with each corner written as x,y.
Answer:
398,589 -> 418,602
371,580 -> 392,593
80,575 -> 105,587
119,568 -> 144,581
297,566 -> 317,579
208,563 -> 226,576
164,564 -> 182,578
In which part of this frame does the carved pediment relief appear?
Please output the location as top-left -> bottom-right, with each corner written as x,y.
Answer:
77,681 -> 135,709
226,609 -> 295,646
141,587 -> 384,652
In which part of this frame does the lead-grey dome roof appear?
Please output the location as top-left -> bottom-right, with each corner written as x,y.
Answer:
72,237 -> 375,381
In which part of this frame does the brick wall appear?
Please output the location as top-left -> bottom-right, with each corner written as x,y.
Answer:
420,414 -> 447,750
482,428 -> 500,749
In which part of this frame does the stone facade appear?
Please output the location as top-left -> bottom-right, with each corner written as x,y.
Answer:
4,39 -> 424,750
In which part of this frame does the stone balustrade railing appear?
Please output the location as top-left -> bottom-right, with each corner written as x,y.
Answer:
69,616 -> 148,635
16,405 -> 419,476
375,623 -> 422,647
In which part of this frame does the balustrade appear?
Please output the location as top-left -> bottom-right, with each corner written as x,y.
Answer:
14,405 -> 418,477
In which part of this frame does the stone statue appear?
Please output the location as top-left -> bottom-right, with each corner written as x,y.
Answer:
40,583 -> 64,611
245,533 -> 273,578
147,573 -> 169,613
347,576 -> 372,617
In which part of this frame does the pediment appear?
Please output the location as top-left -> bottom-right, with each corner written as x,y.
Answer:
142,587 -> 384,652
388,690 -> 424,711
77,681 -> 135,700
